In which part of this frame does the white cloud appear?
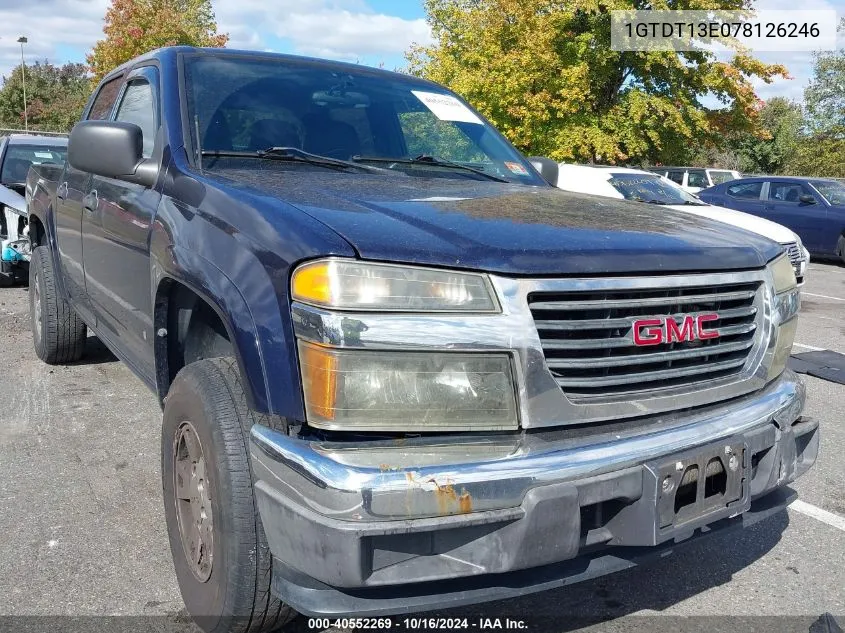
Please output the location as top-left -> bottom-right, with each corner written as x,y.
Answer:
275,10 -> 431,59
0,0 -> 107,80
214,0 -> 432,61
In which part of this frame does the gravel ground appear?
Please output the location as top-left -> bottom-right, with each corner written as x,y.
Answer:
0,261 -> 843,633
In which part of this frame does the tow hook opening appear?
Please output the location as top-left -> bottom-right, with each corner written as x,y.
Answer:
704,457 -> 728,498
674,465 -> 699,514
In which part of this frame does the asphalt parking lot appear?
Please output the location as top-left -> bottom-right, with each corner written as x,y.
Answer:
0,262 -> 843,633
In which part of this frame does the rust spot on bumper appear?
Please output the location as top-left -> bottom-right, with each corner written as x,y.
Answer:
429,479 -> 473,515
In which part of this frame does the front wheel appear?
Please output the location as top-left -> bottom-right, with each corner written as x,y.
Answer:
161,357 -> 296,633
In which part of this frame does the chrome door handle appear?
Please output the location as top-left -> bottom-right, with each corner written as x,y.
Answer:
57,181 -> 69,201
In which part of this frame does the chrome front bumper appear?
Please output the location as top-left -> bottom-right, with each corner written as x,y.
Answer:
250,371 -> 818,611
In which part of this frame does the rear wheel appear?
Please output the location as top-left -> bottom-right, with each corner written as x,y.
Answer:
29,246 -> 86,364
837,235 -> 845,266
161,357 -> 296,633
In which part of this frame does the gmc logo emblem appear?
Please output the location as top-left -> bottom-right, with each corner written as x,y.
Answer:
633,314 -> 720,346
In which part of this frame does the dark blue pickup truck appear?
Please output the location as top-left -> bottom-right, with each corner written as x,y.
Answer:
25,47 -> 817,632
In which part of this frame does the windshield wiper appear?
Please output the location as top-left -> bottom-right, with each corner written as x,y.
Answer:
201,147 -> 385,173
352,154 -> 509,183
645,199 -> 668,205
681,200 -> 709,206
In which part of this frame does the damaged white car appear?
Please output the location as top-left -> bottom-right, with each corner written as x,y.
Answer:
0,135 -> 68,286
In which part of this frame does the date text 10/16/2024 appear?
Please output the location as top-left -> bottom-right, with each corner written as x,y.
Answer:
307,618 -> 529,630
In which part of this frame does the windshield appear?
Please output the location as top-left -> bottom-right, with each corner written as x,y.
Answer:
811,180 -> 845,206
708,170 -> 737,185
183,54 -> 543,184
607,173 -> 704,204
1,143 -> 68,184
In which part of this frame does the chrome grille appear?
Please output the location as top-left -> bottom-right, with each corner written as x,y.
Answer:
529,281 -> 763,399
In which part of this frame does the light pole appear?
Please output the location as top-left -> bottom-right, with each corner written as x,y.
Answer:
17,36 -> 28,133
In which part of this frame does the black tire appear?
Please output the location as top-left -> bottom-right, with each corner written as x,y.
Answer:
837,235 -> 845,266
161,357 -> 296,633
29,245 -> 87,364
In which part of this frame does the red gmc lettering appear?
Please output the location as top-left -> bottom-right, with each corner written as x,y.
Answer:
696,314 -> 720,340
632,318 -> 664,346
666,316 -> 695,343
633,314 -> 720,346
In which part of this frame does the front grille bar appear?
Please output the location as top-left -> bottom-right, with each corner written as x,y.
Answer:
534,305 -> 757,331
541,322 -> 757,350
529,289 -> 756,311
554,356 -> 748,388
546,338 -> 755,370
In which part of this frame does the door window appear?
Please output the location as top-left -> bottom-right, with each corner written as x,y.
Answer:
88,77 -> 124,120
666,170 -> 684,185
727,182 -> 763,200
687,169 -> 708,188
114,80 -> 157,158
708,170 -> 737,185
768,182 -> 815,205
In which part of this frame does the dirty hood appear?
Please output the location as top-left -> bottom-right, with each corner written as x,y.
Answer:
214,169 -> 783,276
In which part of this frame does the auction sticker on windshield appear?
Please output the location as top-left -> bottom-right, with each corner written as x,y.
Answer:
412,91 -> 483,124
505,161 -> 530,176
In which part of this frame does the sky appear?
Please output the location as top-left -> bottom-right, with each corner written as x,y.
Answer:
0,0 -> 842,106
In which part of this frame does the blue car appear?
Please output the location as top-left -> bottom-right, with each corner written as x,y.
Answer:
698,176 -> 845,262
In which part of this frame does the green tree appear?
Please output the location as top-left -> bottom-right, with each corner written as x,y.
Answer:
785,129 -> 845,178
804,17 -> 845,133
729,97 -> 803,174
88,0 -> 228,83
408,0 -> 789,165
0,62 -> 90,132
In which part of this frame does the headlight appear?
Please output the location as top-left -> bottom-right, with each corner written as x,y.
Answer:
292,258 -> 499,312
299,342 -> 519,432
767,317 -> 798,381
769,254 -> 797,294
766,255 -> 800,380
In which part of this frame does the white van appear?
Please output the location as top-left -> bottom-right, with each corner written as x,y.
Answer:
649,166 -> 741,194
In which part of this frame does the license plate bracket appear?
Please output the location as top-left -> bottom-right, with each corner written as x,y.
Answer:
605,437 -> 751,547
653,438 -> 748,537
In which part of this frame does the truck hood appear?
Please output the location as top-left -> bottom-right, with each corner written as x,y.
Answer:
665,203 -> 798,245
0,183 -> 27,216
214,169 -> 782,276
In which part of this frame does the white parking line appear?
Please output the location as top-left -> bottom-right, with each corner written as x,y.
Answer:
790,500 -> 845,532
802,292 -> 845,302
793,343 -> 824,351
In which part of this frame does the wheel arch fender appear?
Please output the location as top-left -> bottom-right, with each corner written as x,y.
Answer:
26,178 -> 72,302
152,246 -> 274,414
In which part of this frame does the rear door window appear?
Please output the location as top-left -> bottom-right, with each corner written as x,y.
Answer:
666,170 -> 684,185
687,169 -> 708,188
88,77 -> 124,120
727,182 -> 763,200
709,170 -> 737,185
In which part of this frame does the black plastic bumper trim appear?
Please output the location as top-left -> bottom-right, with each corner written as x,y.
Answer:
271,486 -> 797,617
